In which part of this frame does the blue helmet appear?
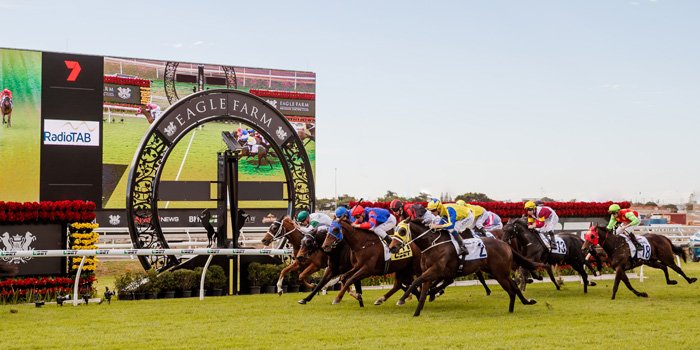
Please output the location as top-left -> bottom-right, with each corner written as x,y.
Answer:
242,130 -> 249,135
329,221 -> 343,239
335,207 -> 349,219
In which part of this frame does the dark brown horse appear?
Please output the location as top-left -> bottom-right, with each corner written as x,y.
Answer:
262,217 -> 324,293
583,225 -> 697,299
296,227 -> 364,305
393,206 -> 539,316
1,96 -> 12,127
503,217 -> 595,293
238,135 -> 273,169
321,219 -> 423,307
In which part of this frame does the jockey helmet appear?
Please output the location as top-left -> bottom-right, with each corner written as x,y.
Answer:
389,199 -> 404,212
608,204 -> 621,213
456,200 -> 467,206
242,130 -> 248,135
350,205 -> 365,217
524,201 -> 537,210
426,198 -> 442,212
296,210 -> 309,222
335,207 -> 349,219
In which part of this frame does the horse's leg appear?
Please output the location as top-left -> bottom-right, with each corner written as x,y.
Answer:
492,272 -> 517,313
571,262 -> 589,293
298,264 -> 331,304
298,264 -> 319,290
645,260 -> 677,285
662,259 -> 698,284
475,270 -> 491,296
510,276 -> 537,306
333,267 -> 370,307
398,272 -> 430,306
413,280 -> 433,317
375,273 -> 404,306
617,267 -> 648,298
428,278 -> 453,302
277,261 -> 299,295
545,265 -> 560,290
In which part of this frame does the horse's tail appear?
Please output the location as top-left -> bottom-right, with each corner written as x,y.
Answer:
511,248 -> 543,272
670,241 -> 687,263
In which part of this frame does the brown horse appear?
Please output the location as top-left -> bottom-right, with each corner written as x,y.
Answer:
321,219 -> 423,307
393,206 -> 539,316
583,225 -> 697,299
1,96 -> 12,127
503,217 -> 595,293
137,106 -> 156,124
296,228 -> 364,305
261,217 -> 324,293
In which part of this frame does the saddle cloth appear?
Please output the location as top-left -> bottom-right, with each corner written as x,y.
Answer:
382,240 -> 413,261
622,235 -> 651,260
538,233 -> 567,255
449,237 -> 488,261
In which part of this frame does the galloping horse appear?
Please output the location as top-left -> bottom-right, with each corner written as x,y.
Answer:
262,217 -> 324,294
238,135 -> 273,169
1,96 -> 12,127
296,228 -> 364,305
320,219 -> 423,307
503,217 -> 595,293
583,224 -> 696,299
393,206 -> 538,316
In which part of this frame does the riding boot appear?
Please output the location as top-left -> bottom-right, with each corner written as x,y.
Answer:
382,235 -> 392,246
629,233 -> 642,252
451,231 -> 468,255
475,227 -> 487,237
549,232 -> 556,251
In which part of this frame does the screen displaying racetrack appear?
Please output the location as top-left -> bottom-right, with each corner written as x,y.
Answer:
0,47 -> 316,227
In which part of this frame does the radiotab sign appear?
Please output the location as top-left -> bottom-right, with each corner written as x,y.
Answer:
43,119 -> 100,146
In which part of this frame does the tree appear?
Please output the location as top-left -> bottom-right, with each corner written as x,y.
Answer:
316,198 -> 336,211
376,190 -> 407,202
661,204 -> 678,213
336,194 -> 357,206
540,197 -> 556,202
644,201 -> 658,207
454,192 -> 494,202
407,192 -> 432,202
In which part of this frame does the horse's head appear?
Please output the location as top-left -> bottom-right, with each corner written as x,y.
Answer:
389,220 -> 412,254
321,222 -> 343,253
261,216 -> 293,246
296,232 -> 317,263
582,224 -> 604,252
503,217 -> 526,241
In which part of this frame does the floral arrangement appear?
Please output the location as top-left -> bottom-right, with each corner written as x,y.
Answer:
0,275 -> 95,304
103,75 -> 151,87
69,222 -> 100,272
0,200 -> 96,224
249,89 -> 315,100
348,201 -> 631,219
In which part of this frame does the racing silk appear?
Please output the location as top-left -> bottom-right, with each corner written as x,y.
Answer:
434,204 -> 470,230
357,207 -> 391,230
527,206 -> 556,229
607,209 -> 640,230
300,213 -> 332,233
1,90 -> 12,99
465,204 -> 485,219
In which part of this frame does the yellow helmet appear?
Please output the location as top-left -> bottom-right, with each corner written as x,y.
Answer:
524,201 -> 537,210
426,198 -> 442,212
456,200 -> 467,206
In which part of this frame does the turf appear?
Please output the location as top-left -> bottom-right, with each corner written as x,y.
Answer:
2,263 -> 699,349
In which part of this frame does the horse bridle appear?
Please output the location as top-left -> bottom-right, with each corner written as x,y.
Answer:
267,220 -> 298,242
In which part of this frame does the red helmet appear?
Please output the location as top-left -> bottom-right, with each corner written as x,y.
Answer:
350,205 -> 365,217
389,200 -> 404,212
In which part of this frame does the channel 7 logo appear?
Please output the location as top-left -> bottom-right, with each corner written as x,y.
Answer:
64,60 -> 82,82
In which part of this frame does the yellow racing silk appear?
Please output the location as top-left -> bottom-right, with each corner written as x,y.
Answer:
465,204 -> 485,219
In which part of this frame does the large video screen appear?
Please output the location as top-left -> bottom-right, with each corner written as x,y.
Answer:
0,48 -> 316,228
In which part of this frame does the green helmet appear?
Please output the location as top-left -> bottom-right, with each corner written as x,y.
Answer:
296,210 -> 310,222
608,204 -> 621,213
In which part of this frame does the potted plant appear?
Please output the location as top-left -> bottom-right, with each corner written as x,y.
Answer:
261,264 -> 279,294
156,271 -> 176,298
205,265 -> 227,296
144,269 -> 160,299
173,269 -> 196,298
114,271 -> 135,301
132,271 -> 147,300
285,269 -> 300,293
247,262 -> 262,294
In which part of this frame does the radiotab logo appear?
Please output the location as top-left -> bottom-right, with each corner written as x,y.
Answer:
64,60 -> 82,81
43,119 -> 100,147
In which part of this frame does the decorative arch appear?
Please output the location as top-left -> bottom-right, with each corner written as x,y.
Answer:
126,89 -> 314,271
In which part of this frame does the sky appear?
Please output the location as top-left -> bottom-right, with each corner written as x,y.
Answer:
2,0 -> 698,204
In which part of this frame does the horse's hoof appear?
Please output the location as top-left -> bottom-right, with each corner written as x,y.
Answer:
529,299 -> 537,305
639,292 -> 649,298
396,299 -> 405,306
332,299 -> 340,305
689,277 -> 697,284
298,299 -> 307,305
526,278 -> 534,284
588,281 -> 597,287
374,298 -> 385,306
428,295 -> 436,302
668,280 -> 678,285
278,291 -> 283,296
485,290 -> 491,296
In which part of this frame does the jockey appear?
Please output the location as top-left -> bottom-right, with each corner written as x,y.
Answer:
389,199 -> 413,221
145,102 -> 161,119
350,205 -> 396,246
335,206 -> 350,221
246,137 -> 258,153
1,88 -> 12,107
426,198 -> 472,255
237,129 -> 249,143
296,210 -> 332,235
525,201 -> 559,250
481,211 -> 503,233
454,200 -> 492,237
607,204 -> 642,250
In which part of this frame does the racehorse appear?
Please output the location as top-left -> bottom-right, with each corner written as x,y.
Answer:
583,224 -> 697,299
503,217 -> 595,293
321,219 -> 423,307
262,217 -> 324,293
238,135 -> 274,169
137,106 -> 155,124
1,96 -> 12,127
392,206 -> 539,316
297,124 -> 315,146
296,228 -> 365,305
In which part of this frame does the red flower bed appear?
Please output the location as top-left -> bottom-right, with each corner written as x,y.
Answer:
348,201 -> 631,218
249,89 -> 315,100
0,275 -> 95,304
104,75 -> 151,87
0,200 -> 96,224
